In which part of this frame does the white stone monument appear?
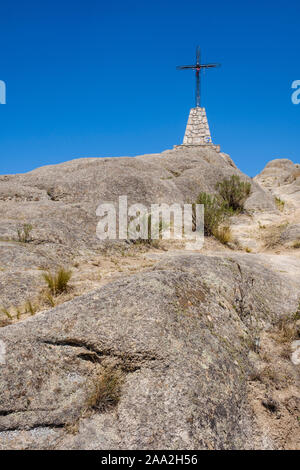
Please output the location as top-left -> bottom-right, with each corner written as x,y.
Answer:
175,107 -> 220,152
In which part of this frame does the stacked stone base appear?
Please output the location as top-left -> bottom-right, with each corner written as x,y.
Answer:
174,143 -> 221,152
175,106 -> 220,152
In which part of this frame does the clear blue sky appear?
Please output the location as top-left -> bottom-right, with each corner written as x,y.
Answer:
0,0 -> 299,177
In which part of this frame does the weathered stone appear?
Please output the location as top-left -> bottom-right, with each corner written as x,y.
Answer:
1,147 -> 298,450
0,147 -> 275,307
0,253 -> 298,449
182,107 -> 215,147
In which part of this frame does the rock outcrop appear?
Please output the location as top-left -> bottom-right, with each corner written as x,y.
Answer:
0,253 -> 299,449
0,147 -> 275,307
0,148 -> 299,450
255,158 -> 300,206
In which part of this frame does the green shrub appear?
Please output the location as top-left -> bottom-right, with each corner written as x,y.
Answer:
196,192 -> 227,236
42,267 -> 72,295
216,175 -> 251,212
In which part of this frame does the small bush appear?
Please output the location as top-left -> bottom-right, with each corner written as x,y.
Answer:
42,267 -> 72,295
17,223 -> 33,243
196,192 -> 227,236
293,240 -> 300,249
216,175 -> 251,212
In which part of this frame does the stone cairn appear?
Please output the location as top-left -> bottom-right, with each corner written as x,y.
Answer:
175,107 -> 220,152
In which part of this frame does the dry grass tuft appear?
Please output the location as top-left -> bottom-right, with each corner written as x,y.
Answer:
44,291 -> 56,307
275,316 -> 299,344
213,225 -> 232,245
42,267 -> 72,295
25,300 -> 37,316
292,240 -> 300,249
0,299 -> 39,325
250,365 -> 280,385
261,222 -> 288,249
87,368 -> 123,413
280,344 -> 292,360
17,223 -> 33,243
275,197 -> 285,212
1,306 -> 12,320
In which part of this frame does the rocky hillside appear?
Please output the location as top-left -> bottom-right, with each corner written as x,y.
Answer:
0,147 -> 299,449
0,147 -> 275,307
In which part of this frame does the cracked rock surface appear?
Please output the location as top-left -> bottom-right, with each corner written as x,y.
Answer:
0,253 -> 299,449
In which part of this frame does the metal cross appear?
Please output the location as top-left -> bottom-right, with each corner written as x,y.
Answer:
177,46 -> 220,108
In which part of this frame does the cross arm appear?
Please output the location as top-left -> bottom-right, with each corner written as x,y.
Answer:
201,63 -> 221,69
176,65 -> 197,70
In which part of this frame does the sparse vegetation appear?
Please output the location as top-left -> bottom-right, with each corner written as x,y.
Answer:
128,213 -> 167,248
44,292 -> 56,307
195,192 -> 227,236
167,169 -> 181,178
1,306 -> 12,320
216,175 -> 251,212
213,225 -> 232,245
274,311 -> 300,344
25,300 -> 37,316
293,240 -> 300,249
261,222 -> 288,249
15,307 -> 22,320
87,368 -> 123,412
42,267 -> 72,295
275,196 -> 285,212
194,175 -> 251,241
250,365 -> 280,385
17,223 -> 33,243
0,299 -> 38,324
